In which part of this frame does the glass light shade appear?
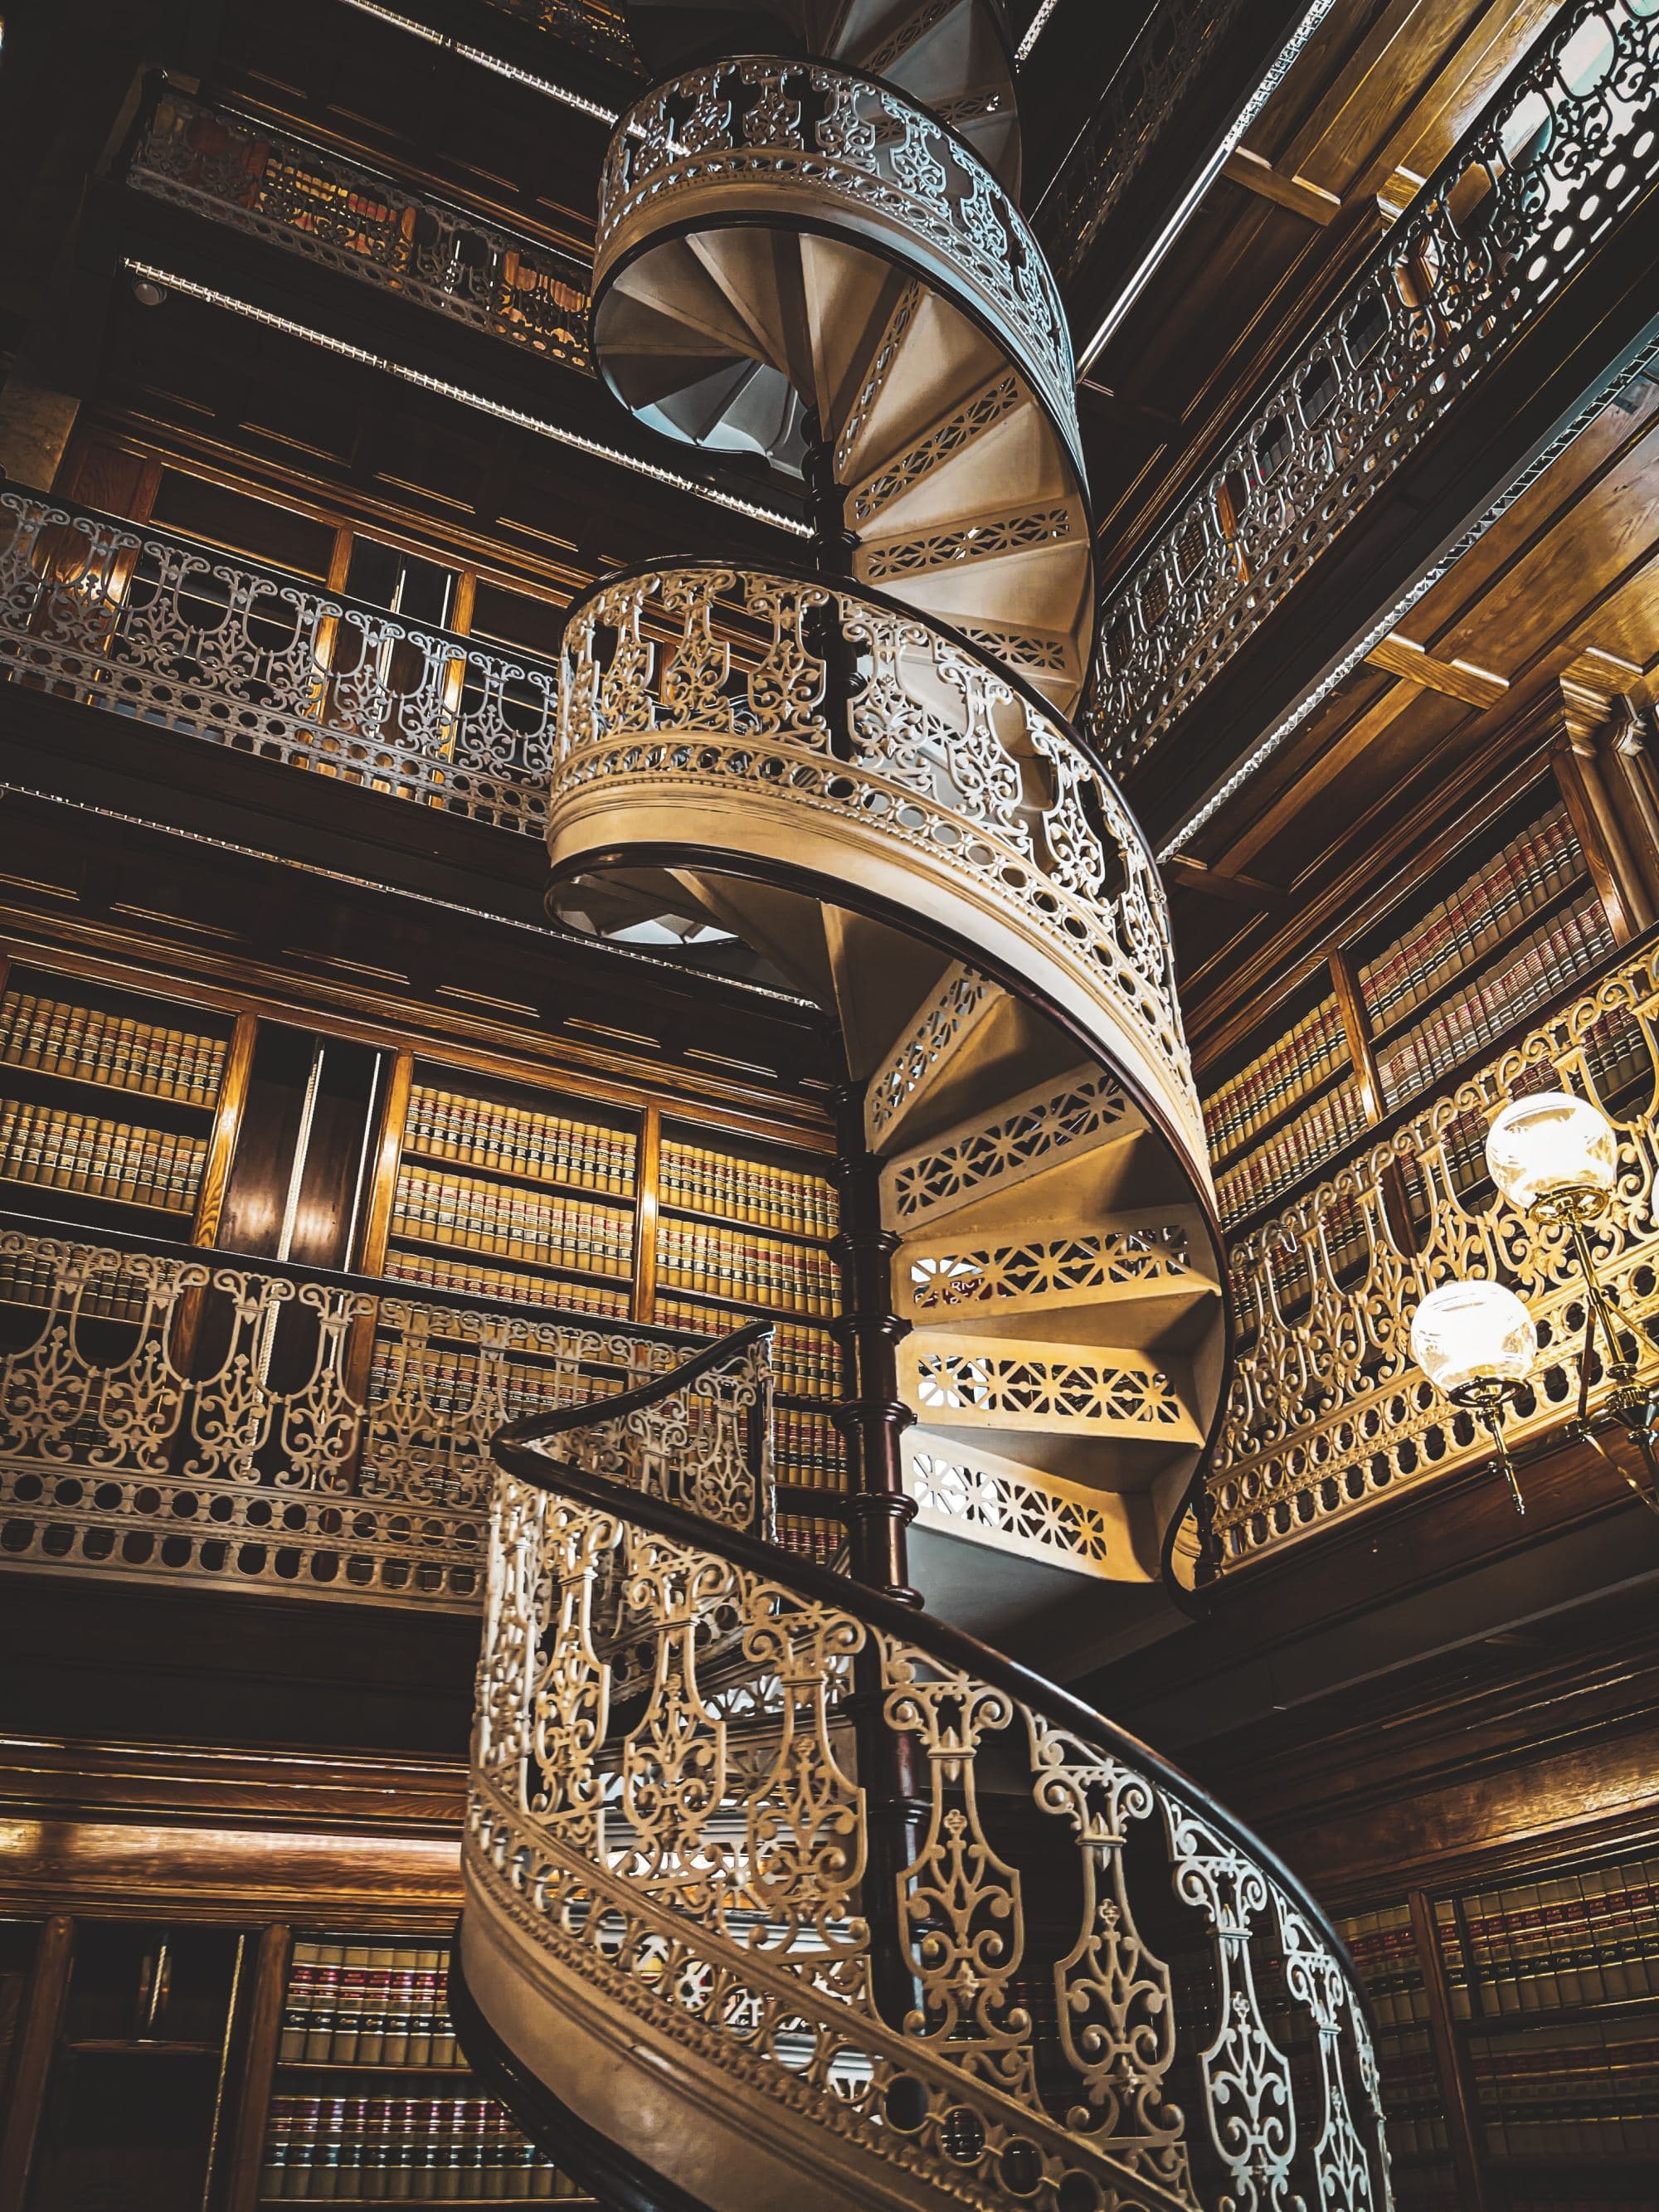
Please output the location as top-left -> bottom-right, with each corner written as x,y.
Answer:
1485,1089 -> 1617,1213
1410,1278 -> 1537,1398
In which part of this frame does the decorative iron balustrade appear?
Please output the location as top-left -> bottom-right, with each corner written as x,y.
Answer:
1034,0 -> 1253,292
471,1359 -> 1392,2210
905,1437 -> 1129,1575
0,491 -> 557,833
477,0 -> 637,70
598,57 -> 1078,461
0,1221 -> 688,1609
1210,939 -> 1659,1571
555,561 -> 1201,1162
128,84 -> 594,375
1092,0 -> 1659,784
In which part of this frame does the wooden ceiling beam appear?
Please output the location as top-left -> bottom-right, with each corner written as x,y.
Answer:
1163,854 -> 1284,908
1212,678 -> 1423,878
1365,631 -> 1508,709
1222,147 -> 1342,226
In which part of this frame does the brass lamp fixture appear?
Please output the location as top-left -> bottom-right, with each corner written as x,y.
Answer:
1409,1088 -> 1659,1516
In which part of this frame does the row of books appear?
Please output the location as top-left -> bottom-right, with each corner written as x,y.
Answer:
1442,1859 -> 1659,2016
1334,1904 -> 1431,2029
1471,2022 -> 1659,2157
1581,1007 -> 1654,1120
1368,2025 -> 1452,2159
1377,892 -> 1614,1113
381,1247 -> 631,1320
650,1300 -> 842,1398
0,1098 -> 207,1213
655,1218 -> 838,1317
1360,806 -> 1584,1032
403,1085 -> 636,1196
1214,1077 -> 1370,1227
659,1138 -> 837,1242
0,1246 -> 150,1320
0,987 -> 228,1106
260,2096 -> 584,2197
1391,2167 -> 1462,2212
391,1165 -> 633,1277
1202,995 -> 1347,1165
774,1407 -> 847,1490
775,1511 -> 847,1570
280,1943 -> 460,2066
365,1345 -> 622,1425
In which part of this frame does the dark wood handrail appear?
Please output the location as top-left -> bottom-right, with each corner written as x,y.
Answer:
493,1353 -> 1376,2030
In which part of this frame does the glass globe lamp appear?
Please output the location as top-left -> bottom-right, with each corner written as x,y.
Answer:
1409,1277 -> 1537,1403
1485,1090 -> 1617,1219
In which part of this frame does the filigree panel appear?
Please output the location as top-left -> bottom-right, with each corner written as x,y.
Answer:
908,1340 -> 1197,1437
1211,944 -> 1659,1568
597,60 -> 1078,461
471,1401 -> 1392,2208
886,1069 -> 1140,1228
865,963 -> 995,1145
0,492 -> 557,834
1093,0 -> 1659,782
903,1222 -> 1200,1314
0,1227 -> 683,1610
129,87 -> 592,374
554,567 -> 1202,1164
906,1443 -> 1124,1573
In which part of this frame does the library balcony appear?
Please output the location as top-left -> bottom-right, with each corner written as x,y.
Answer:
0,1216 -> 691,1607
1093,0 -> 1659,834
1208,929 -> 1659,1573
121,79 -> 593,378
0,488 -> 557,834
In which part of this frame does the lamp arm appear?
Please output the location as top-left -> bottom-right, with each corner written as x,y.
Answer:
1567,1216 -> 1639,1383
1578,1420 -> 1659,1517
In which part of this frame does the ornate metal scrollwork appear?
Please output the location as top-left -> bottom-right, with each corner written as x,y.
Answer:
1093,0 -> 1659,782
1211,945 -> 1659,1568
597,59 -> 1077,455
0,1227 -> 682,1607
0,492 -> 558,834
129,85 -> 592,372
472,1378 -> 1393,2208
556,565 -> 1202,1160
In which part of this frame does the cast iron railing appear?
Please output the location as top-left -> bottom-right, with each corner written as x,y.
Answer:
0,490 -> 557,833
470,1333 -> 1393,2208
1209,936 -> 1659,1570
0,1216 -> 691,1608
1092,0 -> 1659,785
127,81 -> 593,375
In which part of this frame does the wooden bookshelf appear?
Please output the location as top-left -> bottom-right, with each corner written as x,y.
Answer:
260,1932 -> 590,2201
1199,783 -> 1618,1230
1336,1838 -> 1659,2206
0,965 -> 235,1234
0,944 -> 853,1562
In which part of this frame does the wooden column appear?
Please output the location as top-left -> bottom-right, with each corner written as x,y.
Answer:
223,1923 -> 292,2212
1408,1889 -> 1489,2210
829,1082 -> 918,1607
1327,944 -> 1384,1125
1552,664 -> 1659,941
192,1009 -> 259,1248
632,1103 -> 660,1325
0,1913 -> 74,2205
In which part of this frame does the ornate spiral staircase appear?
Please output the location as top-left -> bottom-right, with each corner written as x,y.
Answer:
455,4 -> 1392,2206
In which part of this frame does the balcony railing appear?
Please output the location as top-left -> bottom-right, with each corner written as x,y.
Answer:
127,82 -> 593,375
0,490 -> 557,834
1209,937 -> 1659,1572
471,1357 -> 1394,2209
0,1216 -> 696,1610
1092,0 -> 1659,785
